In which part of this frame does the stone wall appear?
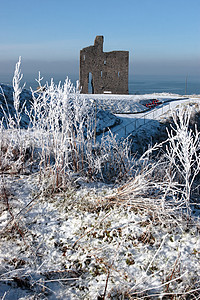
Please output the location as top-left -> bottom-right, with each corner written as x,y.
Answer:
80,36 -> 129,94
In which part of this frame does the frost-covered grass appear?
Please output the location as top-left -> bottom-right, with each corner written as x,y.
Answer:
0,59 -> 135,185
0,58 -> 200,299
0,174 -> 200,299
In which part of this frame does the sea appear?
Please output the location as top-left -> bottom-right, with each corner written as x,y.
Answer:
1,74 -> 200,95
129,75 -> 200,95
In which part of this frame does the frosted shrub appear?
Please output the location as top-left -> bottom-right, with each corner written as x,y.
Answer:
107,105 -> 200,224
2,57 -> 199,198
165,106 -> 200,215
0,58 -> 135,186
97,131 -> 135,182
0,58 -> 32,173
12,56 -> 26,129
25,72 -> 135,185
27,77 -> 94,188
0,124 -> 32,174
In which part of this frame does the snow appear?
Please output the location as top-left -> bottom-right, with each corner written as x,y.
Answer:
0,175 -> 199,299
81,92 -> 191,114
79,93 -> 200,141
1,75 -> 200,299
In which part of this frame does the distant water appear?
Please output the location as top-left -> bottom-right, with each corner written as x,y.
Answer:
129,75 -> 200,95
1,74 -> 200,95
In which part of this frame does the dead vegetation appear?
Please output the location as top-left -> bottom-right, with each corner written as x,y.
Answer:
0,59 -> 200,299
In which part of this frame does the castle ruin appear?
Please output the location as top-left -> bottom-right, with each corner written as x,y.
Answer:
80,36 -> 129,94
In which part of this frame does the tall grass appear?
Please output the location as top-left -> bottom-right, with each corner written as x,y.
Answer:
0,58 -> 199,211
0,58 -> 200,299
0,58 -> 135,187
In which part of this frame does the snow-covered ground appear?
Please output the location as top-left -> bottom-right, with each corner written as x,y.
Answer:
0,172 -> 200,299
1,76 -> 200,299
81,92 -> 193,113
79,92 -> 200,141
111,97 -> 200,139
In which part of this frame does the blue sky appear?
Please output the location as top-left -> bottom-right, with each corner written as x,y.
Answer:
0,0 -> 200,82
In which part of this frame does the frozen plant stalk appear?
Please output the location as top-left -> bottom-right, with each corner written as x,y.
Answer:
166,106 -> 200,216
13,56 -> 25,128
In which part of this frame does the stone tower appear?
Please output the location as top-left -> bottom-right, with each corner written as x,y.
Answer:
80,36 -> 129,94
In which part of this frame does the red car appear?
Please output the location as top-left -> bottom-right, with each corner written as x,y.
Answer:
145,99 -> 161,109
